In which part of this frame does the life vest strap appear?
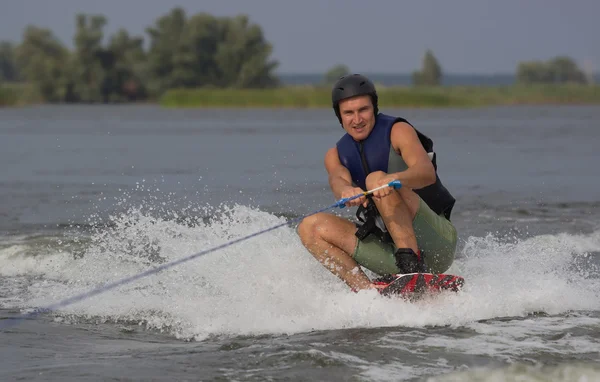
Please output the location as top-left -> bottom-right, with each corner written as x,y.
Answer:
354,197 -> 394,244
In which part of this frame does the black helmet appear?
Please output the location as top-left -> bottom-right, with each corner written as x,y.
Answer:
331,74 -> 379,124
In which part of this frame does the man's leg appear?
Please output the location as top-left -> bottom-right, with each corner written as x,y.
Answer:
297,212 -> 373,291
364,171 -> 421,253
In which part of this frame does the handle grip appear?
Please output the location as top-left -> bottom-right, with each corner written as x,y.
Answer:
335,180 -> 402,208
389,180 -> 402,189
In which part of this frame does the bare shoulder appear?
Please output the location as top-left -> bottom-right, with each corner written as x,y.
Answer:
390,121 -> 419,144
390,121 -> 431,166
390,121 -> 421,152
325,146 -> 339,159
324,146 -> 340,168
325,146 -> 347,174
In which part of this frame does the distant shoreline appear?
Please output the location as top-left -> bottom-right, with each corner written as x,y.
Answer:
3,83 -> 600,108
159,85 -> 600,109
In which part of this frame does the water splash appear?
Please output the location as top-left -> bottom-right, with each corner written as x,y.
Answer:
1,197 -> 599,340
426,362 -> 600,382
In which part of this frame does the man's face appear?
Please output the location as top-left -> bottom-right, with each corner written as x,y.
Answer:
338,95 -> 376,141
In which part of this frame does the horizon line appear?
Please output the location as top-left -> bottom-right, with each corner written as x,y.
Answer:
275,72 -> 600,77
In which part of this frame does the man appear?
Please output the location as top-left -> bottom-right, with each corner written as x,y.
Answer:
297,74 -> 458,293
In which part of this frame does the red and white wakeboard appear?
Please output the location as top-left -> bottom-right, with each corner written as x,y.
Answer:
372,273 -> 465,300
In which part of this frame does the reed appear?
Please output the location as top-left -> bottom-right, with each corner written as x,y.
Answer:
3,83 -> 600,108
0,85 -> 17,106
160,84 -> 600,108
0,83 -> 40,107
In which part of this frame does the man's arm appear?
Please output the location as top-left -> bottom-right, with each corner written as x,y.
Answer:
324,147 -> 366,206
325,147 -> 354,199
389,122 -> 437,189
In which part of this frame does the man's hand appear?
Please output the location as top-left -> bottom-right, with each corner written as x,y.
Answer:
340,186 -> 367,207
371,174 -> 400,199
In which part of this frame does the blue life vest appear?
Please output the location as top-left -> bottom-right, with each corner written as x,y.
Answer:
336,113 -> 455,220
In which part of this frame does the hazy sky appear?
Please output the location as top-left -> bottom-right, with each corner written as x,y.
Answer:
1,0 -> 598,74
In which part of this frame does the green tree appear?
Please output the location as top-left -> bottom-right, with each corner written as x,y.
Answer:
0,42 -> 19,81
412,50 -> 442,86
548,56 -> 587,84
516,56 -> 587,84
105,29 -> 148,101
16,26 -> 69,102
146,8 -> 279,93
516,61 -> 552,84
72,14 -> 108,102
145,7 -> 193,94
180,12 -> 222,88
213,14 -> 279,88
9,8 -> 282,103
324,64 -> 350,84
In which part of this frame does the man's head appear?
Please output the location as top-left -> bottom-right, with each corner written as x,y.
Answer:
331,74 -> 379,141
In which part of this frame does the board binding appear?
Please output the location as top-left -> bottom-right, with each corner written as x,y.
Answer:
372,273 -> 465,300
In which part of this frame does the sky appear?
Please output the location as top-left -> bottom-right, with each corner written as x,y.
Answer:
1,0 -> 598,74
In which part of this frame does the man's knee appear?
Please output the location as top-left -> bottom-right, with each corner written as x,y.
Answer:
365,171 -> 386,189
297,212 -> 330,242
297,214 -> 317,241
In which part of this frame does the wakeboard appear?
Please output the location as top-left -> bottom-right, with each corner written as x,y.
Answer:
372,273 -> 465,300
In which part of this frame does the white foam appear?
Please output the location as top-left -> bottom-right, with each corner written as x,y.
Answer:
418,314 -> 600,360
0,244 -> 72,277
1,203 -> 599,342
426,362 -> 600,382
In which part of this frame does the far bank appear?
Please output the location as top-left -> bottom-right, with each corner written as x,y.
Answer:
2,84 -> 600,109
159,85 -> 600,108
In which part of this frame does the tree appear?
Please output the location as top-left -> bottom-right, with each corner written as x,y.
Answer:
72,14 -> 109,102
105,29 -> 148,101
146,7 -> 192,94
9,8 -> 282,103
212,14 -> 279,88
146,8 -> 279,93
0,42 -> 18,81
516,61 -> 552,84
324,64 -> 350,84
15,26 -> 69,102
181,12 -> 222,88
412,50 -> 442,86
548,56 -> 587,84
516,56 -> 587,84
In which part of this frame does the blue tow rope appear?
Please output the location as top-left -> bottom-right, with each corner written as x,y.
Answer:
0,180 -> 401,330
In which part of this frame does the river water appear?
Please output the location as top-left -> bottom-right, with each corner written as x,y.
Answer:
1,105 -> 599,381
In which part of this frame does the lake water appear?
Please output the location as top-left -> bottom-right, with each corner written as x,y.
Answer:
1,104 -> 599,381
